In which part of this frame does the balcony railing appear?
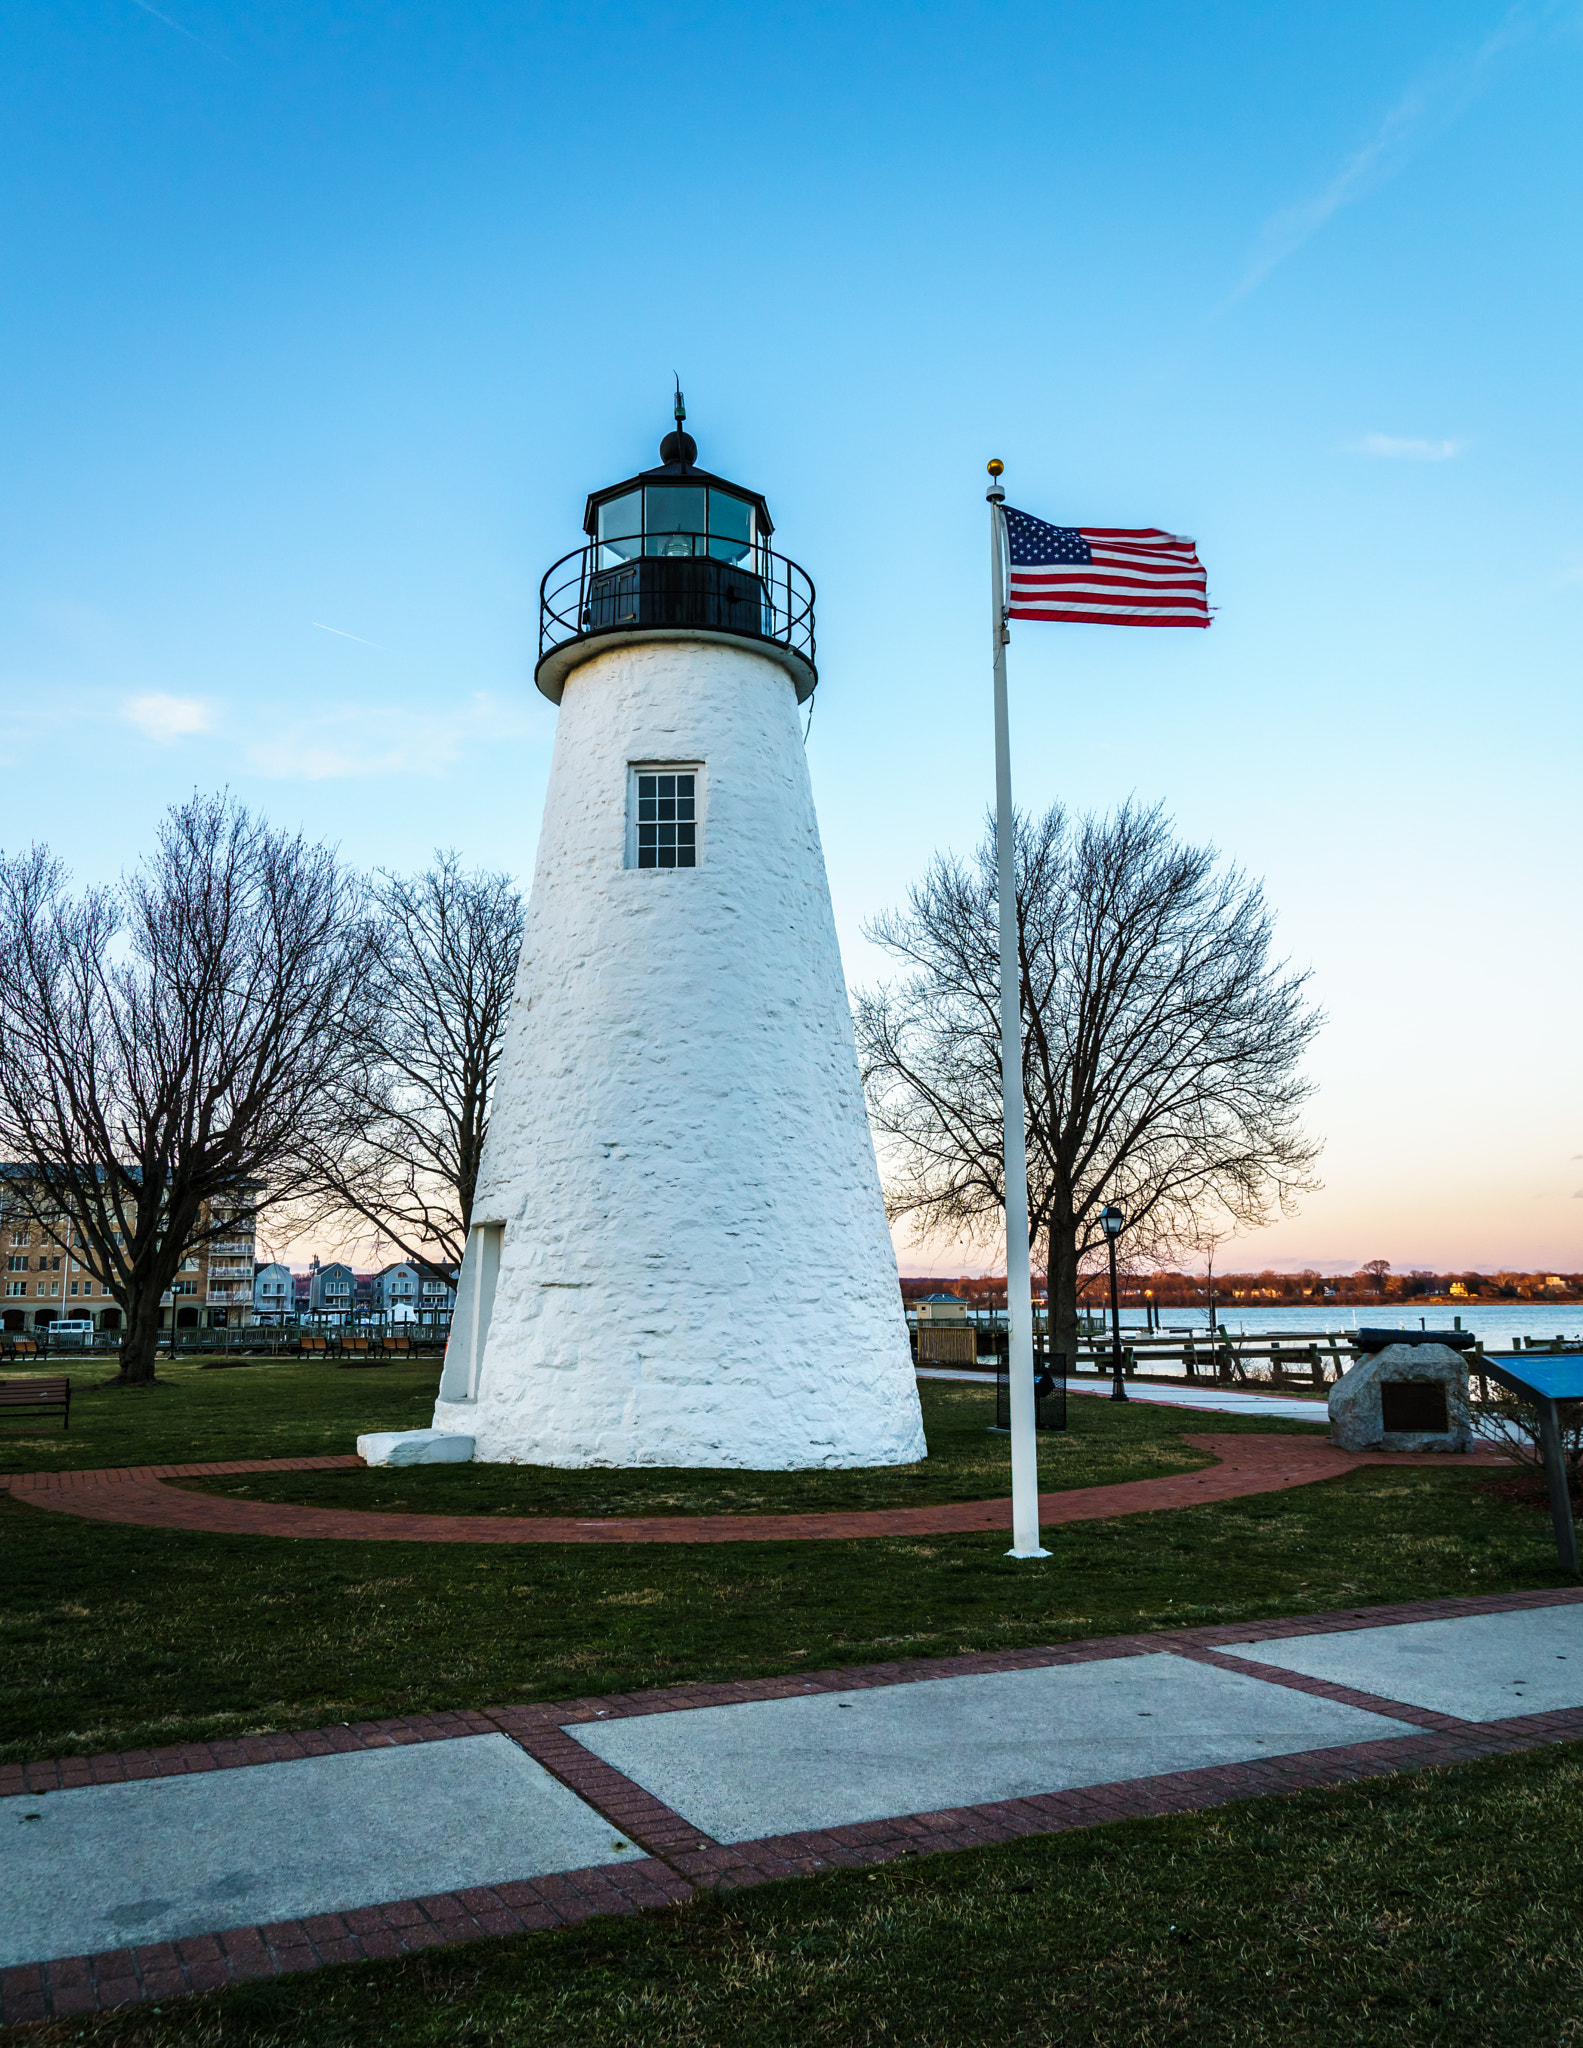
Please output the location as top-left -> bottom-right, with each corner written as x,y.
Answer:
538,537 -> 815,696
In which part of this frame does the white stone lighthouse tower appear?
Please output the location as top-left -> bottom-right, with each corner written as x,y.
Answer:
432,403 -> 924,1469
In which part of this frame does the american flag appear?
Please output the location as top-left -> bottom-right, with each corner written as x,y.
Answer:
1004,507 -> 1209,628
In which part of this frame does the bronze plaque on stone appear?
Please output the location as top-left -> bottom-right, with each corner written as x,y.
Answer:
1380,1379 -> 1449,1434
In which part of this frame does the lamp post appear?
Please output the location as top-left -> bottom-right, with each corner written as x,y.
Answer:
1102,1204 -> 1128,1402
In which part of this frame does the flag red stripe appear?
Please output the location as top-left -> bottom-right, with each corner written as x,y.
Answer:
1084,545 -> 1197,560
1010,580 -> 1207,607
1075,528 -> 1183,543
1008,605 -> 1211,627
1011,569 -> 1204,590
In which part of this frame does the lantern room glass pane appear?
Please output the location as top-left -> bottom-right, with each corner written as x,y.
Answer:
707,490 -> 752,563
597,491 -> 643,566
643,486 -> 706,557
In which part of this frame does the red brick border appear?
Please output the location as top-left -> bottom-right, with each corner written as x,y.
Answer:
5,1583 -> 1581,2027
0,1709 -> 503,1803
0,1432 -> 1505,1548
0,1858 -> 691,2026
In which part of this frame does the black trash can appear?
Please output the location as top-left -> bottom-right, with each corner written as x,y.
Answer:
995,1343 -> 1067,1432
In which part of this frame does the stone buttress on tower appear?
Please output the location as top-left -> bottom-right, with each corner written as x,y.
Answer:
433,403 -> 925,1468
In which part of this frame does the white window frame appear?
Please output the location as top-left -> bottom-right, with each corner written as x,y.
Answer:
627,762 -> 703,871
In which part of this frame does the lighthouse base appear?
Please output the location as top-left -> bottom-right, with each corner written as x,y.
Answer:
431,1353 -> 926,1473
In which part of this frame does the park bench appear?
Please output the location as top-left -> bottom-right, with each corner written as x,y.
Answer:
0,1375 -> 70,1430
1,1336 -> 41,1364
297,1333 -> 332,1358
338,1335 -> 384,1367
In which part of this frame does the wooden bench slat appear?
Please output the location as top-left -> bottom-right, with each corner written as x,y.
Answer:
0,1375 -> 70,1429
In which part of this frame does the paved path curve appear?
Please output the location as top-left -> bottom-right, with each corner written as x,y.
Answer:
0,1434 -> 1498,1545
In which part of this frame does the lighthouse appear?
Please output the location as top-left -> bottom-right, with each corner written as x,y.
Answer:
432,401 -> 925,1469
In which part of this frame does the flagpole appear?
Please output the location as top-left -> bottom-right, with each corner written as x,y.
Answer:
987,460 -> 1048,1560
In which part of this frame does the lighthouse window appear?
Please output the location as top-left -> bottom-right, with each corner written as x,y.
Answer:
706,492 -> 752,564
596,487 -> 758,567
631,769 -> 698,869
596,491 -> 643,564
644,487 -> 707,558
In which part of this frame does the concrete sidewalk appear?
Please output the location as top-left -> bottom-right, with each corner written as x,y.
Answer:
5,1587 -> 1582,2025
918,1365 -> 1335,1423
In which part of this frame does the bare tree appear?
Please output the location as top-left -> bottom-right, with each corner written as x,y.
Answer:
0,796 -> 367,1385
856,800 -> 1323,1367
289,851 -> 522,1277
1474,1394 -> 1583,1487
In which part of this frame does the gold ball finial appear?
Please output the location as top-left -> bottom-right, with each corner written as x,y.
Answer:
987,459 -> 1004,477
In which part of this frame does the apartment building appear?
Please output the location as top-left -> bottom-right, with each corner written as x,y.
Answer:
197,1202 -> 258,1326
253,1261 -> 293,1320
371,1262 -> 420,1319
2,1211 -> 96,1333
0,1182 -> 256,1333
307,1257 -> 356,1321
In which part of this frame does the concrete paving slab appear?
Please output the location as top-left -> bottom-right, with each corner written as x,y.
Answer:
1232,1605 -> 1583,1721
567,1653 -> 1422,1844
0,1734 -> 628,1969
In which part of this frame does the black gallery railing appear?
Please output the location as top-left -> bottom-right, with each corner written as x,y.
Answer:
539,537 -> 816,682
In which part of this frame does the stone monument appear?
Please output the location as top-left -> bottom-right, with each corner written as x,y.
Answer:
429,403 -> 925,1470
1328,1331 -> 1474,1453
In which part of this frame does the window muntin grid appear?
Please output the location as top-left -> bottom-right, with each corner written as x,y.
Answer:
632,768 -> 698,869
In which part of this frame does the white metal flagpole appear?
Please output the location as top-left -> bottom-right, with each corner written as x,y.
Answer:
986,459 -> 1048,1560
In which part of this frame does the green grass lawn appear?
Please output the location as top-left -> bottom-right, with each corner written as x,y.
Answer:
25,1740 -> 1583,2047
1,1378 -> 1566,1766
174,1372 -> 1253,1516
0,1355 -> 1304,1509
0,1356 -> 444,1474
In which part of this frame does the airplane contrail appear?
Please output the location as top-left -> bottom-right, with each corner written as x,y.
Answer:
1221,0 -> 1564,310
313,622 -> 390,651
127,0 -> 235,60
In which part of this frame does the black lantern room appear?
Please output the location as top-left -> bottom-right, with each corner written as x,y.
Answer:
535,394 -> 816,704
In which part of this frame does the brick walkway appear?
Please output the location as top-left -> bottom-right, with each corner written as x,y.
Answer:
0,1434 -> 1502,1546
3,1583 -> 1579,2026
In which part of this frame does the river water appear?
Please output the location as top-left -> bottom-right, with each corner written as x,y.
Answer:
933,1300 -> 1582,1382
1124,1303 -> 1582,1349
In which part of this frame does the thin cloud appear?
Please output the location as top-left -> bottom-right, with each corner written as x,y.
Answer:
1349,434 -> 1466,461
245,693 -> 530,782
1225,2 -> 1564,306
124,693 -> 216,744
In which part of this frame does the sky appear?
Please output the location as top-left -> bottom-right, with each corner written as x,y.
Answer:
2,0 -> 1580,1276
